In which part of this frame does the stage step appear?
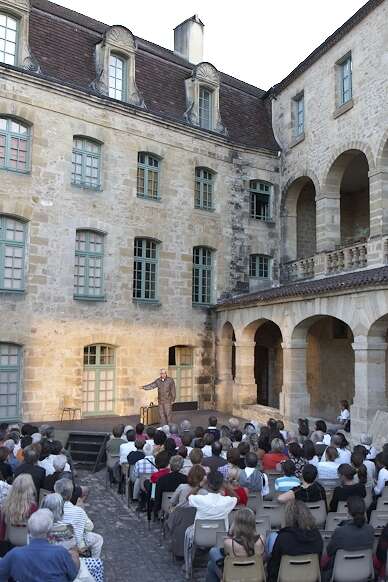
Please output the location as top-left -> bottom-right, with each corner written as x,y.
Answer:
66,431 -> 109,472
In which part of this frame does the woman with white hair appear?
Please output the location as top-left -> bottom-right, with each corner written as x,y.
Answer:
3,473 -> 37,525
360,434 -> 377,460
42,493 -> 104,581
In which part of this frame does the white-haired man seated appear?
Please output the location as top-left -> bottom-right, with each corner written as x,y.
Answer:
54,478 -> 103,558
0,508 -> 79,581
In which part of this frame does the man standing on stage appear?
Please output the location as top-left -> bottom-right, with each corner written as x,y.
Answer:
142,368 -> 176,425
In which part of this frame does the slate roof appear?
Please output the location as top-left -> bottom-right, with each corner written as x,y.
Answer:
216,267 -> 388,309
25,0 -> 278,151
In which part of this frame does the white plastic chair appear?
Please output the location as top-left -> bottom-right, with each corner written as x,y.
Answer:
305,500 -> 327,528
325,512 -> 348,531
330,548 -> 373,582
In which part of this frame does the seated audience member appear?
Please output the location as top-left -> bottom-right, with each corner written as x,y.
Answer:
329,463 -> 366,512
0,509 -> 78,582
154,455 -> 187,513
188,447 -> 203,469
0,446 -> 13,483
336,399 -> 350,430
0,469 -> 11,506
44,455 -> 84,506
287,442 -> 307,478
3,473 -> 38,525
267,500 -> 323,582
206,416 -> 220,442
171,464 -> 207,509
257,426 -> 271,454
277,420 -> 288,442
278,463 -> 326,507
181,434 -> 193,455
38,439 -> 57,477
302,439 -> 319,467
150,451 -> 171,484
236,441 -> 250,469
16,435 -> 32,463
3,439 -> 19,472
145,425 -> 156,447
322,434 -> 351,464
127,440 -> 145,466
231,429 -> 243,448
202,441 -> 228,472
55,479 -> 103,558
153,429 -> 167,455
219,447 -> 241,479
180,419 -> 193,440
310,430 -> 327,458
351,449 -> 375,487
185,470 -> 238,575
119,429 -> 136,465
324,497 -> 374,579
206,507 -> 264,582
135,422 -> 146,442
317,446 -> 340,480
275,460 -> 300,493
202,433 -> 215,458
219,436 -> 232,459
297,418 -> 310,439
374,450 -> 388,497
191,426 -> 205,448
359,433 -> 377,460
42,493 -> 104,581
177,446 -> 192,475
169,424 -> 182,448
106,424 -> 126,458
244,423 -> 260,452
133,443 -> 156,479
224,466 -> 248,506
315,420 -> 331,446
14,445 -> 45,496
164,437 -> 178,459
239,452 -> 266,494
262,438 -> 288,471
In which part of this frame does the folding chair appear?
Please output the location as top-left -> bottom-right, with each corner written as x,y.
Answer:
305,500 -> 327,528
215,530 -> 228,548
336,501 -> 349,513
190,519 -> 226,578
6,524 -> 28,546
247,492 -> 263,515
373,529 -> 381,553
330,548 -> 373,582
377,497 -> 388,511
325,512 -> 348,531
381,486 -> 388,500
277,553 -> 321,582
255,516 -> 271,539
258,501 -> 284,529
223,554 -> 266,582
319,530 -> 334,554
369,510 -> 388,529
160,491 -> 175,537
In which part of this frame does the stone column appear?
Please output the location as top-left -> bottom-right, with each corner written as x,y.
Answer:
215,339 -> 234,413
351,338 -> 388,438
280,339 -> 310,422
369,170 -> 388,238
316,193 -> 341,252
234,341 -> 256,406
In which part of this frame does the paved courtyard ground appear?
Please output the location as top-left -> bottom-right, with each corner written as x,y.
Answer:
79,469 -> 207,582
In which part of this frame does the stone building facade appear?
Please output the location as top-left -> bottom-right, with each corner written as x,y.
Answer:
0,0 -> 387,439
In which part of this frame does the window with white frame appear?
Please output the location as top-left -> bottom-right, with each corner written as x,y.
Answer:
195,168 -> 214,210
137,153 -> 160,199
249,254 -> 270,278
339,55 -> 352,105
0,343 -> 21,420
199,87 -> 213,130
133,238 -> 159,301
109,53 -> 126,101
0,13 -> 18,66
74,230 -> 104,299
72,138 -> 101,190
0,215 -> 25,291
0,117 -> 30,173
192,246 -> 212,305
249,180 -> 271,221
294,93 -> 304,136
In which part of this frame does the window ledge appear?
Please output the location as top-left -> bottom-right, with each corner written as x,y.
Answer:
290,133 -> 305,148
249,218 -> 276,226
132,298 -> 161,306
192,303 -> 212,310
136,195 -> 161,203
0,288 -> 25,295
71,182 -> 102,192
249,276 -> 271,280
0,167 -> 31,176
193,207 -> 216,213
333,98 -> 354,119
74,295 -> 106,302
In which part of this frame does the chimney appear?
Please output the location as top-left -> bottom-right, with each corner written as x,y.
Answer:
174,15 -> 204,64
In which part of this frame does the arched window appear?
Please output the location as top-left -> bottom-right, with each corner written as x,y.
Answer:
249,254 -> 270,278
0,14 -> 18,66
199,87 -> 213,130
137,152 -> 160,199
195,168 -> 214,210
74,230 -> 104,299
109,53 -> 126,101
72,137 -> 101,190
0,117 -> 30,173
249,180 -> 272,221
192,246 -> 213,305
83,344 -> 115,415
0,215 -> 26,291
0,343 -> 21,420
133,238 -> 159,301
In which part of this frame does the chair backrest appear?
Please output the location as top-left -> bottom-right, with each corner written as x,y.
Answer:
161,491 -> 175,514
277,553 -> 320,582
376,497 -> 388,511
381,486 -> 388,500
215,531 -> 228,548
255,516 -> 271,538
325,512 -> 348,531
7,524 -> 28,546
369,510 -> 388,529
193,519 -> 226,548
259,501 -> 284,529
331,548 -> 373,582
336,501 -> 349,513
319,530 -> 334,553
63,395 -> 81,408
39,488 -> 51,506
247,492 -> 263,515
223,554 -> 266,582
304,500 -> 327,528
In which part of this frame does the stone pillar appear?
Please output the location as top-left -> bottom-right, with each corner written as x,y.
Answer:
234,341 -> 256,406
351,338 -> 388,438
369,170 -> 388,238
280,339 -> 310,422
316,193 -> 341,252
215,339 -> 234,413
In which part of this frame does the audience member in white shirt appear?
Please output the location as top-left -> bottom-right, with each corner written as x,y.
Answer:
360,434 -> 377,460
314,420 -> 331,446
202,434 -> 214,458
374,453 -> 388,496
318,446 -> 340,480
321,435 -> 351,465
119,429 -> 137,464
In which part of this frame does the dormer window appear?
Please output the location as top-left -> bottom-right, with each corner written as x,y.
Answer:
199,87 -> 213,130
0,13 -> 18,65
109,54 -> 125,101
